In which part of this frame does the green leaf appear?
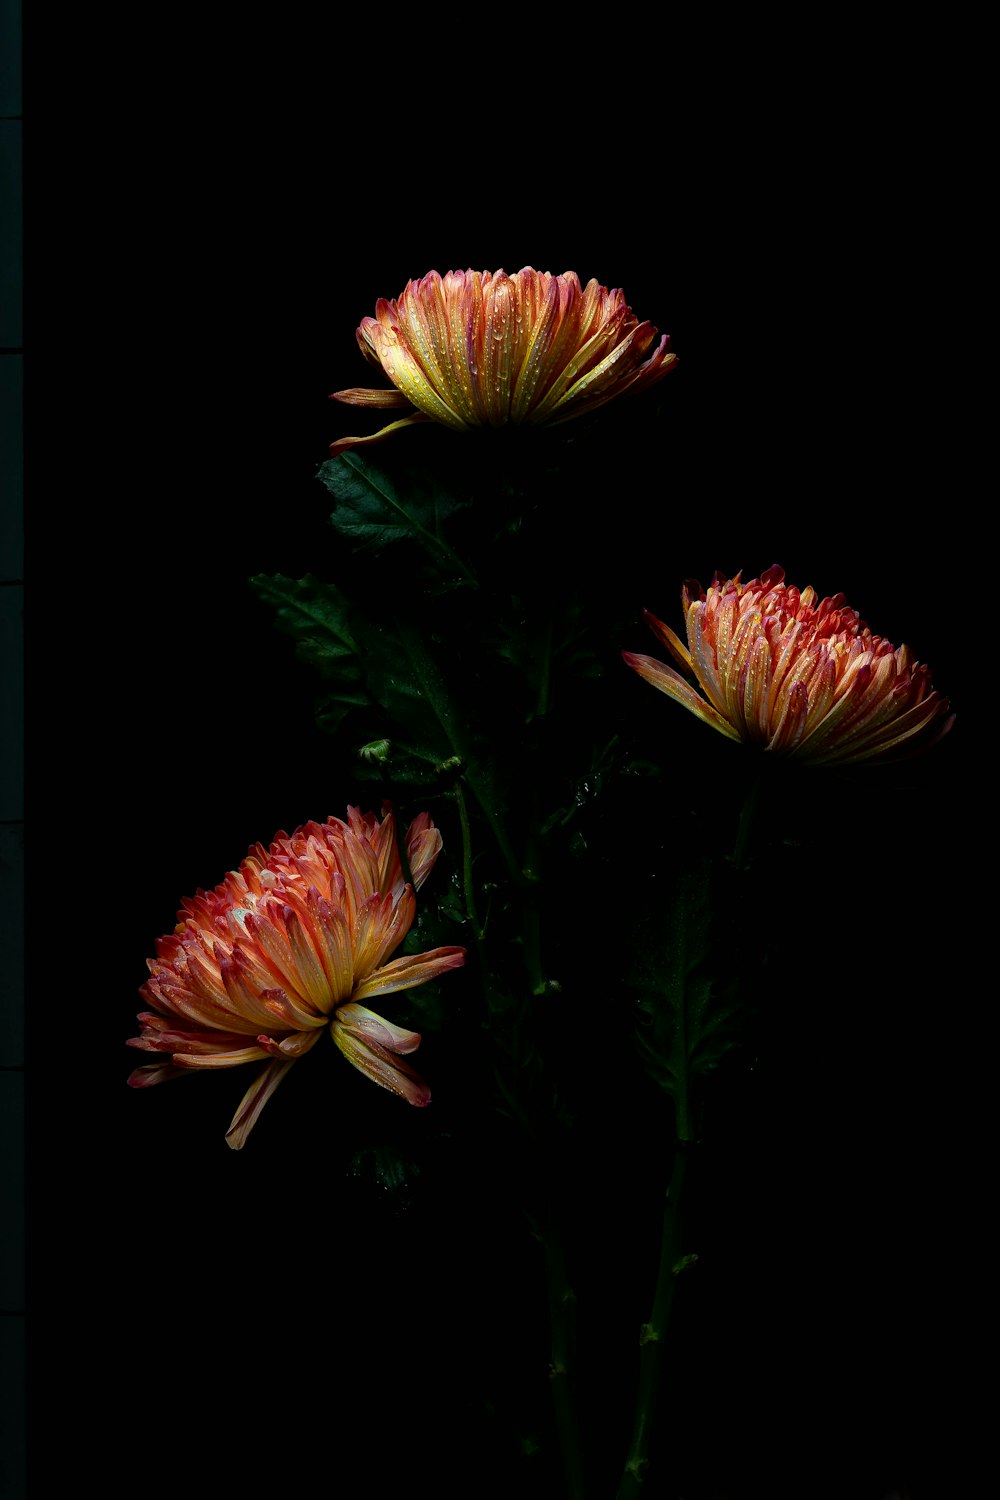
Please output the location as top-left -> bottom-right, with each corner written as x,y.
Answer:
540,737 -> 621,838
318,452 -> 474,583
250,572 -> 361,675
631,859 -> 746,1137
348,1143 -> 420,1212
252,573 -> 486,783
492,602 -> 601,719
251,571 -> 379,743
252,572 -> 522,883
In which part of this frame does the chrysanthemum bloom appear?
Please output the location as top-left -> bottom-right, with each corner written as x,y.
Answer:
623,565 -> 954,765
329,266 -> 677,456
128,807 -> 465,1148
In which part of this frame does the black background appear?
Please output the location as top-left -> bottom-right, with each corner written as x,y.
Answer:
32,33 -> 984,1500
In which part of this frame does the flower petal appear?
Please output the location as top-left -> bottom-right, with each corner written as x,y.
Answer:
172,1044 -> 271,1069
405,813 -> 444,891
329,414 -> 434,459
641,609 -> 693,672
622,651 -> 740,741
330,1026 -> 431,1107
330,387 -> 415,409
352,945 -> 466,1002
224,1059 -> 297,1150
127,1062 -> 190,1088
333,1001 -> 422,1055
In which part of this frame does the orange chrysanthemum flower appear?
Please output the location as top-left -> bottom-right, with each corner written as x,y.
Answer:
623,565 -> 954,766
329,266 -> 676,456
128,806 -> 465,1148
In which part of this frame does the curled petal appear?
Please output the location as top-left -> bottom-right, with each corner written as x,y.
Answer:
329,414 -> 434,460
330,1023 -> 431,1108
405,813 -> 444,891
256,1029 -> 325,1060
333,1001 -> 422,1055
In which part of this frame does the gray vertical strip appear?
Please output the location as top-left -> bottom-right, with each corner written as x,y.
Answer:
0,0 -> 21,117
0,1073 -> 23,1309
0,355 -> 22,574
0,587 -> 22,819
0,121 -> 21,348
1,9 -> 23,1495
0,824 -> 22,1063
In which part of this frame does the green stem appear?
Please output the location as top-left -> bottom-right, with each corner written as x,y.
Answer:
535,615 -> 553,721
731,768 -> 763,871
541,1223 -> 586,1500
453,780 -> 483,942
522,901 -> 545,996
519,614 -> 551,993
616,1144 -> 691,1500
395,619 -> 524,886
